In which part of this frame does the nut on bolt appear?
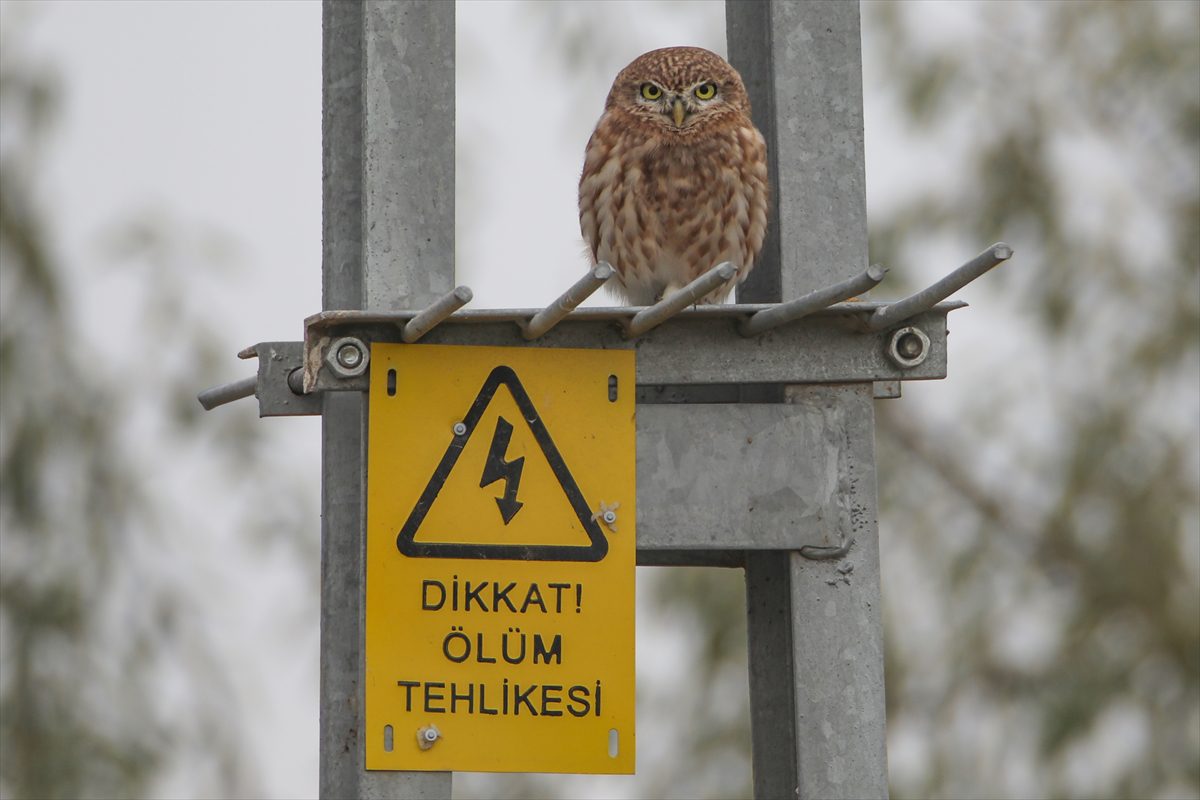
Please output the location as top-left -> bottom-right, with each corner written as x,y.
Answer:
416,724 -> 441,751
326,336 -> 370,378
591,501 -> 620,533
886,326 -> 930,369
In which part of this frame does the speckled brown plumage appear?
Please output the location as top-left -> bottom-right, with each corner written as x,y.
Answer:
579,46 -> 769,305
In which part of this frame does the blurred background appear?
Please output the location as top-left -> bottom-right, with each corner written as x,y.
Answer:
1,1 -> 1196,798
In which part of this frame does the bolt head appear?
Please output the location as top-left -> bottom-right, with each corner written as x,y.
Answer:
325,336 -> 370,378
423,728 -> 438,742
602,510 -> 617,524
336,344 -> 362,368
896,332 -> 923,359
452,422 -> 467,436
885,326 -> 930,369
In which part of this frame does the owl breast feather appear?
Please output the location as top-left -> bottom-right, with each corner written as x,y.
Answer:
579,117 -> 768,306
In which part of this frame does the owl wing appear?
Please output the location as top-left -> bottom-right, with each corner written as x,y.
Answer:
580,118 -> 669,306
578,124 -> 612,264
738,124 -> 770,279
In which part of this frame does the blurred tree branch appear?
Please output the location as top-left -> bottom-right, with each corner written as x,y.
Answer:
0,14 -> 316,799
867,2 -> 1199,798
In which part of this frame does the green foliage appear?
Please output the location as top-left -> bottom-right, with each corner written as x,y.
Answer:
867,2 -> 1200,797
0,17 -> 315,799
1,28 -> 164,798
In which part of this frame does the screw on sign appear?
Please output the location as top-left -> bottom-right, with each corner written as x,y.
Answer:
591,501 -> 620,534
416,724 -> 441,751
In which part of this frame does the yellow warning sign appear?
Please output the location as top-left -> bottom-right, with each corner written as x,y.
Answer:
365,343 -> 636,774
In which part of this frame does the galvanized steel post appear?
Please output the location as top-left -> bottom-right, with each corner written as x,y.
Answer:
320,2 -> 454,798
729,2 -> 890,798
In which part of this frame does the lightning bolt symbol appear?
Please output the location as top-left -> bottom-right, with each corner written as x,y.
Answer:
479,416 -> 524,524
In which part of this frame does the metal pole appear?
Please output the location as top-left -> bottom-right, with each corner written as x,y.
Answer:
728,2 -> 889,798
321,2 -> 454,798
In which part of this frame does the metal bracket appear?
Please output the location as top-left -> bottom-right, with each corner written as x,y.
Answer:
196,243 -> 1012,415
235,342 -> 320,417
299,302 -> 960,396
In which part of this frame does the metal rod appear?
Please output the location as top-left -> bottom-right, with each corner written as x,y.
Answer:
867,242 -> 1013,332
400,285 -> 473,343
286,367 -> 306,395
197,375 -> 256,410
625,262 -> 738,338
521,263 -> 614,340
739,263 -> 887,337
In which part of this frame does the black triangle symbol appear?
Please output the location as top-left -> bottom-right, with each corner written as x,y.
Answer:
395,365 -> 609,562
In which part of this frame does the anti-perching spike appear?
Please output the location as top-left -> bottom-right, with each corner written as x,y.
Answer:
740,264 -> 888,337
867,243 -> 1012,332
625,262 -> 738,338
523,263 -> 614,340
401,285 -> 474,343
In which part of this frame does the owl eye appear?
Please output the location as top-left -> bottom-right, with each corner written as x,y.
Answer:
693,82 -> 717,101
639,83 -> 663,101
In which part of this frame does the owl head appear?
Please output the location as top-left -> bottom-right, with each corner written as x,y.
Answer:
603,47 -> 752,138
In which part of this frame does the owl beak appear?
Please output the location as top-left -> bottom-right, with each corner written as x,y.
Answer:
672,98 -> 686,128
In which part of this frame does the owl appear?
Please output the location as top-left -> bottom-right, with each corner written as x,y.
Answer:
579,46 -> 769,306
